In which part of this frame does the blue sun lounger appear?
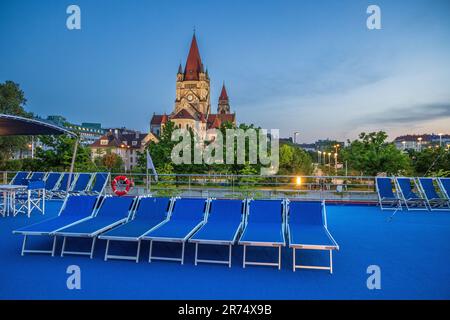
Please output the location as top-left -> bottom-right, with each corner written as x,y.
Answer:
55,196 -> 136,258
238,199 -> 286,270
99,197 -> 172,262
395,177 -> 428,210
86,172 -> 110,195
13,195 -> 99,256
29,172 -> 46,181
50,173 -> 74,198
143,197 -> 208,264
189,199 -> 245,267
44,172 -> 62,193
375,177 -> 402,210
417,178 -> 450,211
437,178 -> 450,201
69,173 -> 93,194
287,201 -> 339,273
10,171 -> 30,185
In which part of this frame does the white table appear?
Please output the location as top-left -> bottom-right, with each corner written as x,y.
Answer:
0,184 -> 27,217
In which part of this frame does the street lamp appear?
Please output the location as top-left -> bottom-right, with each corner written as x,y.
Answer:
317,151 -> 321,164
334,152 -> 337,174
402,141 -> 406,150
438,133 -> 443,147
328,152 -> 331,167
417,137 -> 423,151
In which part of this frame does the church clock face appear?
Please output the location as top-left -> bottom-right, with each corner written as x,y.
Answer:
187,94 -> 193,101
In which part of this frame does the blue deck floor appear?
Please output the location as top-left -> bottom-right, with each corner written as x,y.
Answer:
1,200 -> 449,300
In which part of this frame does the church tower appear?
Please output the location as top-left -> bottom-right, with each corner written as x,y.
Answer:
174,34 -> 211,117
217,83 -> 231,114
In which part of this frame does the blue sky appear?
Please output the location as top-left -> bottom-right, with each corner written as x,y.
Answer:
1,0 -> 449,142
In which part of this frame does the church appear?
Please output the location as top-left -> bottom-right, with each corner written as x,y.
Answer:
150,34 -> 236,138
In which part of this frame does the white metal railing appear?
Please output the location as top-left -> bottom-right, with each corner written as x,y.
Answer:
1,171 -> 379,201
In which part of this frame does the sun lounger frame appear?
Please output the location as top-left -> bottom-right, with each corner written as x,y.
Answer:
239,199 -> 287,270
14,195 -> 101,256
437,178 -> 450,201
99,196 -> 175,263
417,177 -> 450,211
56,196 -> 137,259
189,198 -> 246,268
287,200 -> 339,274
144,197 -> 209,265
375,177 -> 402,211
395,177 -> 428,211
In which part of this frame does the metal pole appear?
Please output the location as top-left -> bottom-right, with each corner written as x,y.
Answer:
67,137 -> 79,193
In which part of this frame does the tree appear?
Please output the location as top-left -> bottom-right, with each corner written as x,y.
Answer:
0,81 -> 32,163
408,147 -> 450,176
95,151 -> 124,172
279,143 -> 313,175
341,131 -> 412,176
36,135 -> 96,172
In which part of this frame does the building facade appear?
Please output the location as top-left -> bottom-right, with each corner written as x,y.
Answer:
90,128 -> 158,171
150,34 -> 236,139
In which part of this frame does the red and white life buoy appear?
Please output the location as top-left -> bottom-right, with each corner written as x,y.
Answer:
111,175 -> 132,196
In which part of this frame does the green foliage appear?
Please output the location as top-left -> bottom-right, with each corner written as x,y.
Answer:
94,150 -> 124,172
408,147 -> 450,176
0,81 -> 32,164
36,136 -> 96,172
341,131 -> 412,176
279,143 -> 313,175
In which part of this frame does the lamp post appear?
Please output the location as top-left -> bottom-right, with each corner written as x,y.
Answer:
402,141 -> 406,151
417,137 -> 423,152
317,151 -> 321,164
328,152 -> 331,168
334,152 -> 337,175
438,133 -> 443,147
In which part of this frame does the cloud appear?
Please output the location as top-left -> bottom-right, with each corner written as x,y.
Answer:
360,102 -> 450,125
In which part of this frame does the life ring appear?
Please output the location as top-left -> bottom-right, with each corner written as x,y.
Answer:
111,175 -> 132,196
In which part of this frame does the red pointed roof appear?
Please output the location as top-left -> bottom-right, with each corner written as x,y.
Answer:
184,34 -> 203,81
219,84 -> 229,101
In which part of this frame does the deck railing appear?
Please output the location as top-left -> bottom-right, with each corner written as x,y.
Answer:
1,170 -> 379,201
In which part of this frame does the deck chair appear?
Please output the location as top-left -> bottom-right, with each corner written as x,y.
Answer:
15,180 -> 46,217
44,172 -> 62,193
189,199 -> 245,267
87,172 -> 110,195
55,196 -> 136,258
287,201 -> 339,273
51,173 -> 75,198
395,177 -> 428,210
143,198 -> 208,264
238,199 -> 286,270
69,173 -> 93,194
10,171 -> 30,185
375,177 -> 402,210
13,195 -> 99,256
437,178 -> 450,200
99,197 -> 172,262
417,178 -> 450,211
29,172 -> 46,181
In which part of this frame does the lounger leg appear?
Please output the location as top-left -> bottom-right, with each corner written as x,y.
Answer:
278,245 -> 281,270
181,242 -> 185,265
104,240 -> 110,261
194,243 -> 198,266
136,240 -> 141,263
228,244 -> 232,268
243,244 -> 246,268
293,248 -> 296,272
61,237 -> 67,257
21,235 -> 27,256
51,236 -> 57,257
89,238 -> 96,259
329,250 -> 333,274
148,240 -> 153,263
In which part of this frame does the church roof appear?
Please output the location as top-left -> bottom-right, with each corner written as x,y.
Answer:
207,113 -> 236,128
219,84 -> 229,101
172,109 -> 196,120
184,34 -> 203,81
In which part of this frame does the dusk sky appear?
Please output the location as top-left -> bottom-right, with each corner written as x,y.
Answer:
1,0 -> 449,143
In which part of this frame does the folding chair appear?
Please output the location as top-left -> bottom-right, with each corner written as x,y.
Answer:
375,177 -> 402,210
395,177 -> 428,211
417,178 -> 450,211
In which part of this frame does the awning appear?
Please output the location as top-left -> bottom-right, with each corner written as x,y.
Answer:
0,114 -> 76,137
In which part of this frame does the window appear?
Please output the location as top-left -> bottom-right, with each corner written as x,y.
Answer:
100,139 -> 108,146
132,140 -> 138,146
